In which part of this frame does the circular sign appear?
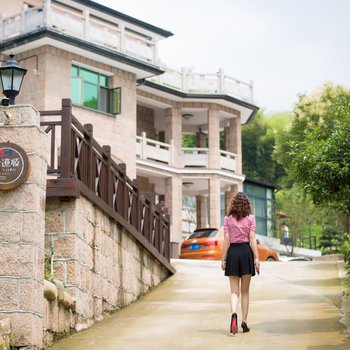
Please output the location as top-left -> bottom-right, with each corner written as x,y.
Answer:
0,142 -> 29,190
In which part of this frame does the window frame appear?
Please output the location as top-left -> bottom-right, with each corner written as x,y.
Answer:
71,65 -> 121,115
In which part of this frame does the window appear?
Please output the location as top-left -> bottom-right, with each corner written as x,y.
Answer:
188,229 -> 218,239
244,183 -> 275,237
71,66 -> 121,115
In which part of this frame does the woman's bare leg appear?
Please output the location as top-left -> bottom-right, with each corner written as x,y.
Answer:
240,274 -> 251,322
229,276 -> 240,313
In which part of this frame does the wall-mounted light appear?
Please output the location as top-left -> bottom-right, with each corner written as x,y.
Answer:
182,182 -> 194,189
0,54 -> 27,105
182,113 -> 194,120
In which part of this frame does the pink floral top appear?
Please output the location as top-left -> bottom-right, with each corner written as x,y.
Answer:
224,214 -> 256,243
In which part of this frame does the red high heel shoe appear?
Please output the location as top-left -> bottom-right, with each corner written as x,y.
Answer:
230,313 -> 238,335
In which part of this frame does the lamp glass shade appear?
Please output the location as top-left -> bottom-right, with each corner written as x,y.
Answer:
0,67 -> 26,92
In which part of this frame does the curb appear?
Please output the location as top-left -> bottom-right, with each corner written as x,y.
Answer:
337,260 -> 350,334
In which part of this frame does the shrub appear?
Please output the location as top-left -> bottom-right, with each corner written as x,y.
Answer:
342,232 -> 350,296
318,227 -> 342,254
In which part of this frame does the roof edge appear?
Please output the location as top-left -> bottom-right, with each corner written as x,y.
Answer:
71,0 -> 174,38
244,177 -> 280,189
0,28 -> 165,76
139,79 -> 259,122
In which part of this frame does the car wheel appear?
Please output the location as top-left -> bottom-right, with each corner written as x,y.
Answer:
266,256 -> 276,261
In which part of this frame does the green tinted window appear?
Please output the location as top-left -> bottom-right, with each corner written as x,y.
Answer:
254,198 -> 266,218
71,66 -> 78,77
99,75 -> 107,87
244,182 -> 276,237
256,217 -> 267,236
71,65 -> 120,114
83,82 -> 98,109
111,87 -> 121,114
99,87 -> 108,113
71,77 -> 82,104
79,68 -> 99,84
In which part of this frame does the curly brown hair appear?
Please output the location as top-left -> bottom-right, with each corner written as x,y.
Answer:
226,192 -> 252,220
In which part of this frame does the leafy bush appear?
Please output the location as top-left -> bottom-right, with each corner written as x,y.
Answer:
343,233 -> 350,265
342,233 -> 350,296
318,227 -> 342,254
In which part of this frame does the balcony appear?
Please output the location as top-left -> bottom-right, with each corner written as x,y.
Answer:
182,148 -> 208,167
148,66 -> 254,103
183,148 -> 237,172
0,0 -> 157,64
136,133 -> 172,164
136,134 -> 237,172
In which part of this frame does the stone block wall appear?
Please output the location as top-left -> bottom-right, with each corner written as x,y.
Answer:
0,105 -> 48,349
44,195 -> 169,341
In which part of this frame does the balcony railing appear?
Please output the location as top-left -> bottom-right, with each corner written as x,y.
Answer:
148,66 -> 254,103
182,148 -> 209,167
0,0 -> 157,64
136,132 -> 172,164
136,134 -> 237,172
220,150 -> 237,172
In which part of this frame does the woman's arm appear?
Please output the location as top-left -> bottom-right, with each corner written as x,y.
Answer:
221,231 -> 229,270
249,230 -> 260,274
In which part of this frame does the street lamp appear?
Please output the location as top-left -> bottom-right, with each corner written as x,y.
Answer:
0,54 -> 27,105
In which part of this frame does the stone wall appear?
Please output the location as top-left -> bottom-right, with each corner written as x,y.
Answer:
0,105 -> 48,349
44,195 -> 170,344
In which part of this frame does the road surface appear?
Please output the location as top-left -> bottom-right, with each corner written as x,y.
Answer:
50,259 -> 349,349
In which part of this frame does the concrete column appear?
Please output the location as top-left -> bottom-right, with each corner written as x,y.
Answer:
209,176 -> 221,228
165,175 -> 183,256
196,195 -> 207,228
208,108 -> 220,168
226,116 -> 242,174
0,105 -> 49,349
164,107 -> 183,167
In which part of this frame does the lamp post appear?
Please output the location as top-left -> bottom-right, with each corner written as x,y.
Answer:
0,54 -> 27,105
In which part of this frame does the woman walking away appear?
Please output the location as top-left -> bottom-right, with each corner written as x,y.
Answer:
221,192 -> 260,336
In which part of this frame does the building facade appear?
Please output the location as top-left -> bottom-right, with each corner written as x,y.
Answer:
0,0 -> 258,253
243,178 -> 277,237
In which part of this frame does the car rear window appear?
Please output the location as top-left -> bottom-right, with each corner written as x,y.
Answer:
188,229 -> 218,239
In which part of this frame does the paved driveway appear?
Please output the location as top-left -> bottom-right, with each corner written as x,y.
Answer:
50,259 -> 349,350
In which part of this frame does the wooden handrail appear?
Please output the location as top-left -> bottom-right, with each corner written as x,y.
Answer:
40,99 -> 172,268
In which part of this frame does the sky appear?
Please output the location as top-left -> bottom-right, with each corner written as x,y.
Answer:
99,0 -> 350,113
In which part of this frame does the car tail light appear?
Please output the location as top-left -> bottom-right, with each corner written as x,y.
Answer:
203,240 -> 218,246
181,242 -> 186,249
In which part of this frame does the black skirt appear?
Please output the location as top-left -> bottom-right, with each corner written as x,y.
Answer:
225,242 -> 255,277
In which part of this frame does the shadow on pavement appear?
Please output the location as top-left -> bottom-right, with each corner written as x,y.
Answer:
255,317 -> 344,335
307,262 -> 340,270
307,337 -> 350,350
293,278 -> 341,287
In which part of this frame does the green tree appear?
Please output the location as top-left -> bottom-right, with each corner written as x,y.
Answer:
242,110 -> 286,184
275,184 -> 315,254
182,134 -> 196,148
318,228 -> 343,254
275,83 -> 350,232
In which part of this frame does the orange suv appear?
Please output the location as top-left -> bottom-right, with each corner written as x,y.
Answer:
180,227 -> 279,261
